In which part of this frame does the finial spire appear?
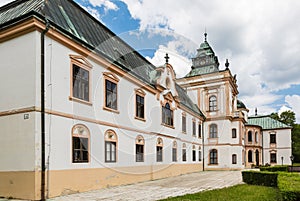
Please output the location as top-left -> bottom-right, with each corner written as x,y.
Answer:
204,32 -> 207,42
225,59 -> 230,69
255,108 -> 258,116
164,53 -> 169,64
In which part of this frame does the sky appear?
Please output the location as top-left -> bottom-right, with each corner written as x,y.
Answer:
1,0 -> 300,123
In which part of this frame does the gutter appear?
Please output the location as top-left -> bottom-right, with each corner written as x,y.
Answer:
40,19 -> 50,201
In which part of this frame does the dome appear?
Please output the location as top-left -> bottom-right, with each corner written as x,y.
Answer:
237,99 -> 247,109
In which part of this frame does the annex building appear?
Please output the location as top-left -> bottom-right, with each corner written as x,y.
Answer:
0,0 -> 292,200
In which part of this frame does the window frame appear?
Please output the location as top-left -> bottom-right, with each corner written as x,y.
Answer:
232,128 -> 237,138
156,138 -> 163,162
172,141 -> 177,162
209,149 -> 218,165
198,123 -> 202,138
232,154 -> 237,164
103,72 -> 120,113
270,133 -> 276,144
182,113 -> 186,133
192,145 -> 196,162
104,130 -> 118,163
248,131 -> 253,142
209,95 -> 217,111
270,152 -> 277,163
209,124 -> 218,138
248,150 -> 253,163
136,135 -> 145,162
192,119 -> 196,136
162,102 -> 174,127
69,55 -> 92,105
135,89 -> 146,121
72,124 -> 90,163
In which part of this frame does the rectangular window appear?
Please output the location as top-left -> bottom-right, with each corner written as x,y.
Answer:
72,65 -> 89,101
182,149 -> 187,162
72,137 -> 89,163
198,124 -> 202,138
136,144 -> 144,162
192,150 -> 196,161
198,151 -> 202,161
232,154 -> 237,164
232,128 -> 237,138
270,134 -> 276,144
162,103 -> 173,126
182,115 -> 186,133
192,121 -> 196,136
172,148 -> 177,162
136,94 -> 145,119
270,153 -> 277,163
156,146 -> 163,162
105,80 -> 117,110
105,141 -> 116,162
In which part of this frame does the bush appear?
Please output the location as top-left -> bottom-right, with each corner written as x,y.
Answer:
278,173 -> 300,201
242,171 -> 278,187
260,165 -> 289,172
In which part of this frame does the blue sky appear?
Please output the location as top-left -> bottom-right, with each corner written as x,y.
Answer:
1,0 -> 299,122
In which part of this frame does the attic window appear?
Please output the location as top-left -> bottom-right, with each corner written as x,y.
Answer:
113,48 -> 125,61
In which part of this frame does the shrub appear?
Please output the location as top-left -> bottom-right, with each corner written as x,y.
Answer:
260,165 -> 289,172
242,171 -> 278,187
278,172 -> 300,201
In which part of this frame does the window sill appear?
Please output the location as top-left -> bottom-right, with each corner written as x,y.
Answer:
135,116 -> 146,122
103,106 -> 120,114
161,123 -> 175,129
182,131 -> 187,134
208,163 -> 219,166
69,96 -> 92,106
105,161 -> 117,163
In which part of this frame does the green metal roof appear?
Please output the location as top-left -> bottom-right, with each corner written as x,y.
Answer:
247,116 -> 292,130
185,34 -> 220,77
0,0 -> 204,117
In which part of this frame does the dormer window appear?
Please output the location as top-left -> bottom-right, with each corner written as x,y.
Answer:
162,103 -> 173,127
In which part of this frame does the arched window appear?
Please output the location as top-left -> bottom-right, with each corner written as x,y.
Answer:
192,145 -> 196,162
198,146 -> 202,162
72,124 -> 90,163
156,137 -> 163,162
209,124 -> 218,138
105,130 -> 118,162
248,131 -> 252,142
172,141 -> 177,162
248,150 -> 253,163
182,143 -> 187,162
232,154 -> 237,164
255,132 -> 258,143
136,135 -> 144,162
209,149 -> 218,164
162,103 -> 173,126
209,95 -> 217,111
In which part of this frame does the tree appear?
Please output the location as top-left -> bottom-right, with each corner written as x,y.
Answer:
270,110 -> 296,126
270,110 -> 299,162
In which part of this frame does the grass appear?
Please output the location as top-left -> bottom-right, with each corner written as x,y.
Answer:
161,184 -> 282,201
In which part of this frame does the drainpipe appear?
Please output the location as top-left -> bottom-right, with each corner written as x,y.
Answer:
41,19 -> 50,201
202,121 -> 205,171
261,130 -> 264,165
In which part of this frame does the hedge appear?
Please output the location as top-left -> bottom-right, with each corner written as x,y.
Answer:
260,165 -> 289,172
278,173 -> 300,201
242,171 -> 278,187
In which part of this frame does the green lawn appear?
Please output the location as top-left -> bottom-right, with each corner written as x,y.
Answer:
161,184 -> 282,201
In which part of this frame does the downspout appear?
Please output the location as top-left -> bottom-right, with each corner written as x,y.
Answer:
202,120 -> 205,171
41,19 -> 50,201
261,130 -> 264,165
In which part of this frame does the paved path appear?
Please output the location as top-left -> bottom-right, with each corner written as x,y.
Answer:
49,171 -> 243,201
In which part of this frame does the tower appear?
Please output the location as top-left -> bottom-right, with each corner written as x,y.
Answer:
177,33 -> 248,170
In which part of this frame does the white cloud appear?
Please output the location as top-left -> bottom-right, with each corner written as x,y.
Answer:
285,95 -> 300,123
121,0 -> 300,115
0,0 -> 13,7
88,0 -> 118,12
